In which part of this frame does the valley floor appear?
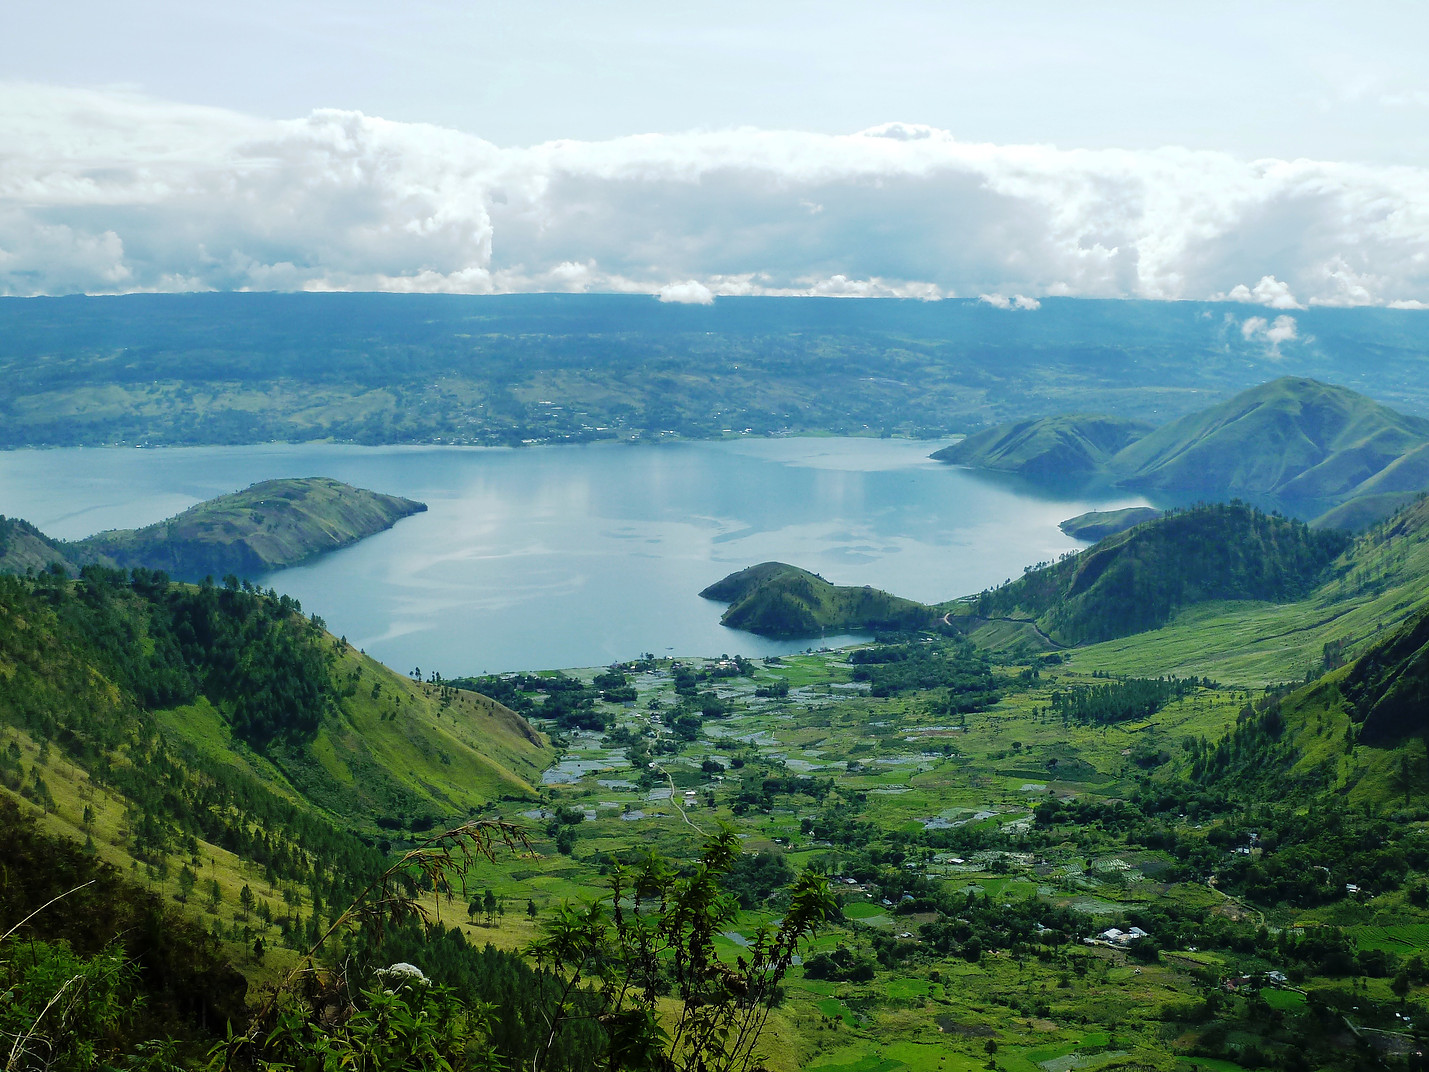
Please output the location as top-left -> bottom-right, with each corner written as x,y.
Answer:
447,646 -> 1429,1072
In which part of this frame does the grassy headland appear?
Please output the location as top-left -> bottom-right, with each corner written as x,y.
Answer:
932,414 -> 1151,480
66,476 -> 425,582
1058,506 -> 1161,540
0,514 -> 78,575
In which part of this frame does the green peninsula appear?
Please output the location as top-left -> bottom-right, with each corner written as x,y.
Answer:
0,516 -> 78,576
700,561 -> 934,638
70,476 -> 426,581
1058,505 -> 1161,541
931,413 -> 1151,480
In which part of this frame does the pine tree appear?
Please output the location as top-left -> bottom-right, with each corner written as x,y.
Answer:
177,864 -> 197,903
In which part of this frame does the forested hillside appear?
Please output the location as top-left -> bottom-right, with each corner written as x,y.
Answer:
959,502 -> 1350,645
0,567 -> 547,833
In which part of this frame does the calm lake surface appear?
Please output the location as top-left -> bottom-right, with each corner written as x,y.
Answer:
0,439 -> 1148,673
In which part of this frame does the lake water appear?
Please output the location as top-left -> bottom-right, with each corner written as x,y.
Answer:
0,439 -> 1148,673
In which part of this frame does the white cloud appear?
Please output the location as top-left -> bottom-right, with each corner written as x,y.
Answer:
1241,314 -> 1299,350
657,280 -> 714,304
1307,256 -> 1381,307
1,83 -> 1429,306
1216,274 -> 1302,309
980,293 -> 1040,310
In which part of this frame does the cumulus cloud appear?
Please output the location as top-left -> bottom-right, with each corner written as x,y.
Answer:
1241,314 -> 1299,350
2,82 -> 1429,305
1215,275 -> 1302,308
979,293 -> 1041,310
657,280 -> 714,304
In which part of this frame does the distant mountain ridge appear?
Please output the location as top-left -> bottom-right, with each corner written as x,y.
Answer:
1108,378 -> 1429,509
939,377 -> 1429,527
3,293 -> 1429,448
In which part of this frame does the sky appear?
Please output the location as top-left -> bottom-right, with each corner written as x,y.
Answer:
2,1 -> 1427,305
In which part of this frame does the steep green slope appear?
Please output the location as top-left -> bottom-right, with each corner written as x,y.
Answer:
1075,495 -> 1429,684
1312,491 -> 1425,532
0,569 -> 548,836
0,797 -> 248,1054
1058,506 -> 1160,541
71,477 -> 426,582
0,515 -> 77,575
1165,606 -> 1429,812
955,503 -> 1350,646
700,562 -> 934,638
1108,377 -> 1429,512
1338,609 -> 1429,746
931,414 -> 1151,480
0,572 -> 595,1072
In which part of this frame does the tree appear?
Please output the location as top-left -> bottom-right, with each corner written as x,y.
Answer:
527,826 -> 838,1072
1392,969 -> 1411,1002
177,865 -> 196,904
527,899 -> 538,919
211,818 -> 828,1072
482,888 -> 498,924
207,877 -> 222,913
219,819 -> 525,1071
239,883 -> 254,921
